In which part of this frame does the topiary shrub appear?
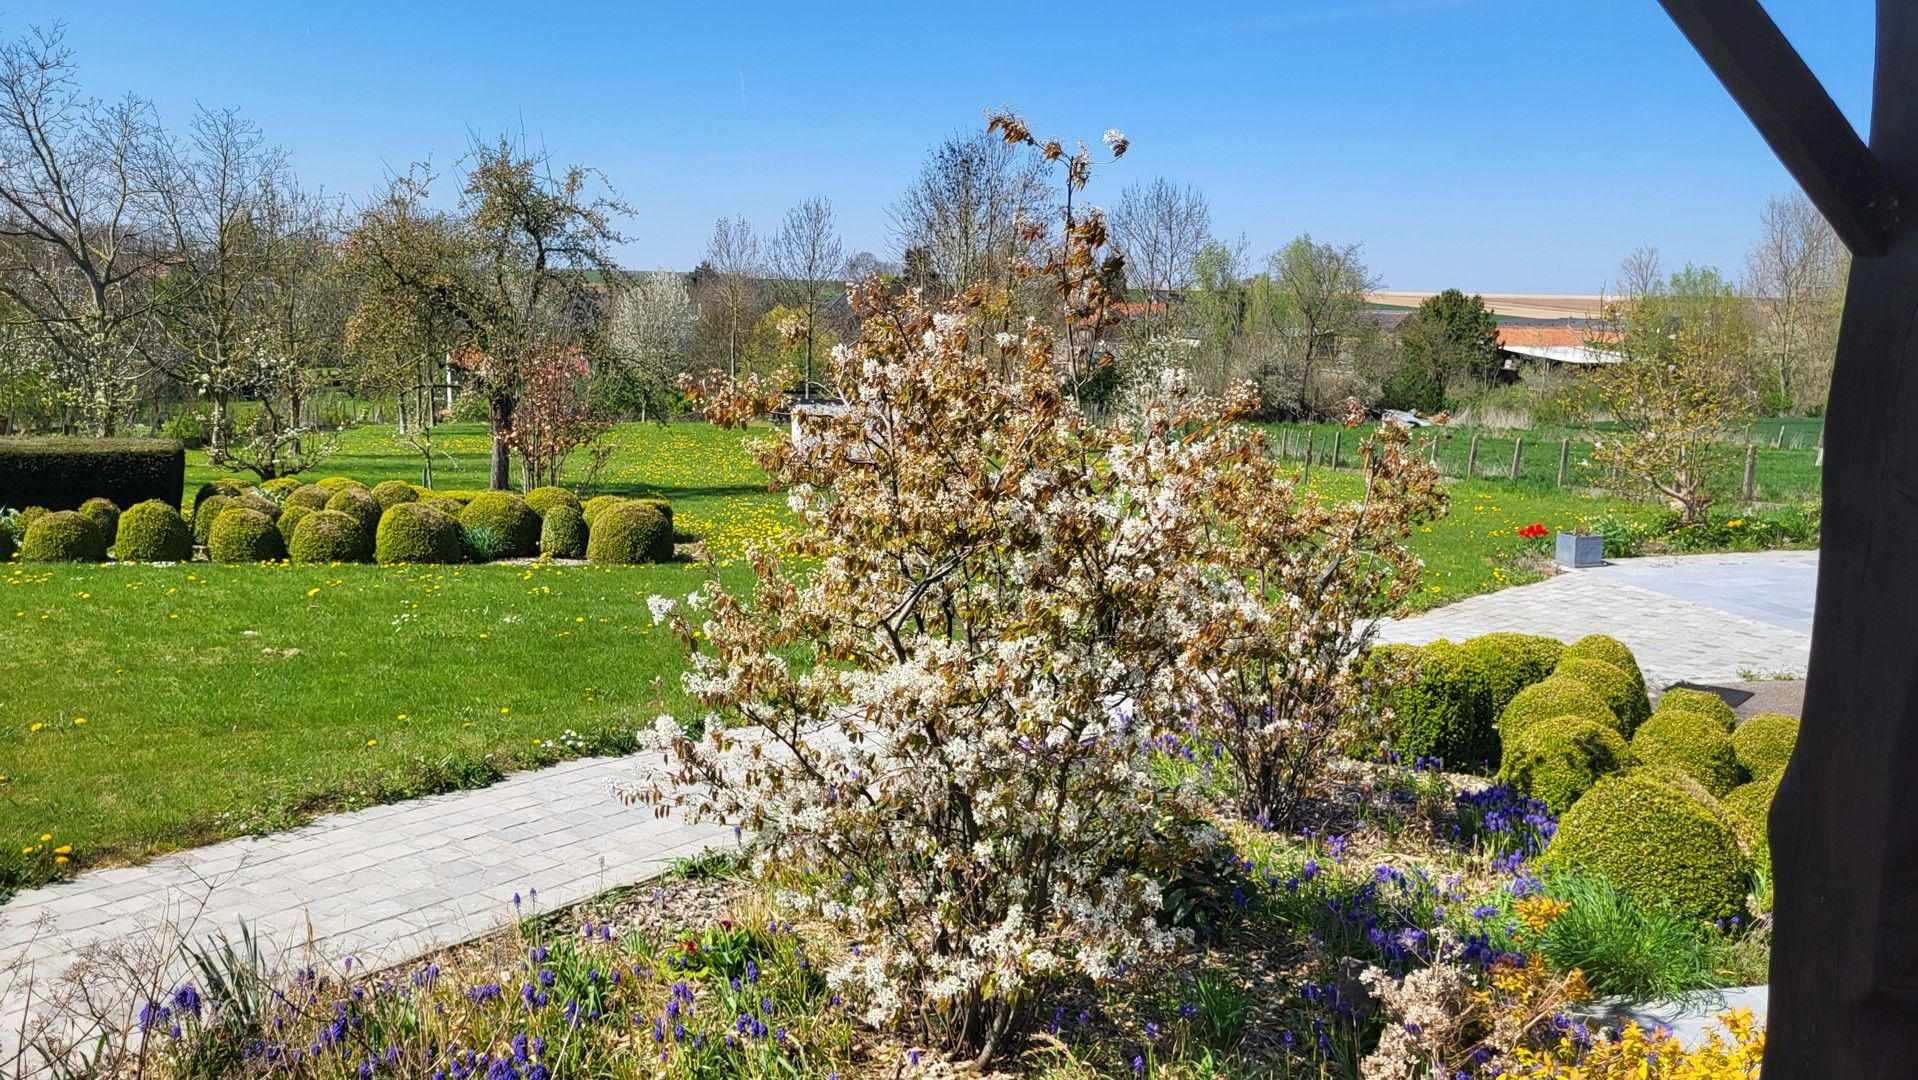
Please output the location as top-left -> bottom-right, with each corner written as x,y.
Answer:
633,499 -> 676,558
259,476 -> 303,499
1562,634 -> 1647,696
525,486 -> 582,517
423,495 -> 466,517
207,507 -> 286,564
375,502 -> 463,565
540,504 -> 586,559
314,476 -> 364,492
22,510 -> 107,562
286,484 -> 332,510
459,492 -> 540,559
1458,632 -> 1563,714
0,438 -> 184,513
277,503 -> 315,549
1731,712 -> 1799,781
1544,770 -> 1748,922
1722,772 -> 1781,848
1629,709 -> 1744,797
1378,640 -> 1496,773
77,496 -> 120,539
289,509 -> 370,564
587,500 -> 670,565
1554,657 -> 1651,735
114,499 -> 192,562
1499,675 -> 1620,743
371,480 -> 420,511
235,491 -> 281,520
1653,687 -> 1737,732
325,486 -> 383,537
581,495 -> 624,528
193,479 -> 249,508
1498,713 -> 1637,813
18,505 -> 46,531
192,494 -> 235,545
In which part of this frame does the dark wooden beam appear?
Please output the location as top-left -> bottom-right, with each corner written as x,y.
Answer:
1660,0 -> 1902,256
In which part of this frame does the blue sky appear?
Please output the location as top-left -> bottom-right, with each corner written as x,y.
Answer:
17,1 -> 1873,293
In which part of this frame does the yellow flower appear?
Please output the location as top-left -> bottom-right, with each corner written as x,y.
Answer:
72,717 -> 86,726
397,714 -> 408,722
53,844 -> 71,855
39,833 -> 51,842
1515,895 -> 1570,931
29,722 -> 42,732
54,855 -> 67,865
307,587 -> 321,597
365,739 -> 378,747
500,707 -> 510,715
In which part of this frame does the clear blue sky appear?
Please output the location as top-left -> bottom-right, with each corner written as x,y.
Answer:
16,1 -> 1874,294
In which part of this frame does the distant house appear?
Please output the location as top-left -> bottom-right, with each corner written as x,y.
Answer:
1495,326 -> 1623,371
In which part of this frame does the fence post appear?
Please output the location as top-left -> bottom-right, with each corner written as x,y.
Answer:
1466,432 -> 1480,477
1774,426 -> 1786,449
1303,430 -> 1315,482
1557,437 -> 1570,487
1429,436 -> 1440,467
1743,443 -> 1758,499
1332,429 -> 1342,469
1510,436 -> 1524,481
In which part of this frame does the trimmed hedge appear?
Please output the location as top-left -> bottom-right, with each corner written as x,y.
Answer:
1499,675 -> 1619,742
1458,632 -> 1562,714
260,477 -> 303,499
236,491 -> 282,520
375,503 -> 463,565
1731,712 -> 1799,781
114,499 -> 192,562
289,509 -> 370,564
192,494 -> 235,545
194,479 -> 250,509
1723,773 -> 1781,848
581,495 -> 623,528
21,510 -> 107,562
325,486 -> 383,536
459,492 -> 540,558
1379,640 -> 1497,773
314,476 -> 365,492
0,437 -> 185,512
423,496 -> 466,517
286,484 -> 332,511
77,497 -> 120,539
1654,687 -> 1738,732
1498,712 -> 1637,813
525,486 -> 582,517
277,503 -> 315,549
540,504 -> 587,559
1544,769 -> 1748,922
371,480 -> 420,511
1562,634 -> 1647,696
587,500 -> 670,565
207,507 -> 286,564
0,522 -> 13,562
1553,657 -> 1650,735
1629,709 -> 1744,797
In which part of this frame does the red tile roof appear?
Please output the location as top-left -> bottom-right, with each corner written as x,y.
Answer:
1496,326 -> 1619,348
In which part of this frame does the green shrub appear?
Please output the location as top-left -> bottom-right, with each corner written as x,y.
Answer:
525,486 -> 582,517
77,496 -> 120,539
324,486 -> 383,536
432,488 -> 489,505
1497,713 -> 1636,813
581,495 -> 623,528
0,520 -> 13,562
18,505 -> 46,530
286,484 -> 331,510
634,497 -> 675,540
114,499 -> 192,562
1722,773 -> 1781,847
1458,632 -> 1562,713
458,492 -> 539,558
21,510 -> 107,562
235,491 -> 281,520
375,503 -> 463,565
193,479 -> 249,508
289,509 -> 371,564
192,494 -> 235,544
1731,712 -> 1799,781
0,437 -> 184,512
370,480 -> 420,510
1380,640 -> 1497,772
423,496 -> 466,517
1654,687 -> 1737,732
587,500 -> 670,565
276,503 -> 315,549
259,477 -> 303,499
1544,770 -> 1748,922
1554,657 -> 1651,735
1499,675 -> 1619,742
314,476 -> 364,492
1562,634 -> 1647,697
460,523 -> 508,562
1629,709 -> 1744,797
207,507 -> 286,564
540,504 -> 586,559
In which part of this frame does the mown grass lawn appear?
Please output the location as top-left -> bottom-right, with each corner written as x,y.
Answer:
0,418 -> 1668,888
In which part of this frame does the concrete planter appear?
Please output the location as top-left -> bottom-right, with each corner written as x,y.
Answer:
1555,531 -> 1605,568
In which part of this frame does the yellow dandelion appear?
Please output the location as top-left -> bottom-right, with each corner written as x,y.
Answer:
500,707 -> 510,715
72,717 -> 86,726
54,855 -> 68,865
29,722 -> 43,732
53,844 -> 71,855
39,833 -> 51,842
397,714 -> 408,722
307,587 -> 321,597
366,739 -> 378,747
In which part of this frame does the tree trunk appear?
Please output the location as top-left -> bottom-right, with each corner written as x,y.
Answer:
489,394 -> 514,491
208,394 -> 230,464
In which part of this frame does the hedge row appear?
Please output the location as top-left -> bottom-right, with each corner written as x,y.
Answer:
0,438 -> 185,512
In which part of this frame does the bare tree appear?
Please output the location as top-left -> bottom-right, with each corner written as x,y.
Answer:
1746,191 -> 1847,411
1614,244 -> 1664,301
692,215 -> 762,380
888,128 -> 1047,299
0,25 -> 168,436
769,197 -> 844,397
1111,177 -> 1210,337
604,269 -> 694,420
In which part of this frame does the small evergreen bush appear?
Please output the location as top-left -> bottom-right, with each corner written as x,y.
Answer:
458,492 -> 539,558
193,479 -> 248,508
289,509 -> 370,564
371,480 -> 421,510
525,486 -> 582,517
1562,634 -> 1647,698
1554,657 -> 1651,734
277,503 -> 315,549
192,494 -> 235,544
1497,713 -> 1636,813
1722,773 -> 1781,847
586,500 -> 670,565
259,477 -> 303,499
423,496 -> 466,517
21,510 -> 107,562
1458,632 -> 1562,713
581,495 -> 623,528
1730,712 -> 1799,781
114,499 -> 192,562
539,504 -> 586,558
375,502 -> 463,565
286,484 -> 332,510
207,507 -> 286,564
235,491 -> 281,520
324,486 -> 383,536
77,496 -> 120,538
1499,675 -> 1619,742
1629,709 -> 1744,797
1544,770 -> 1748,922
1654,687 -> 1737,732
1380,640 -> 1497,772
314,476 -> 364,491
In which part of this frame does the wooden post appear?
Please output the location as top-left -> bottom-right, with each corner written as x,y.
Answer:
1429,437 -> 1440,467
1510,436 -> 1524,481
1743,442 -> 1758,499
1466,432 -> 1480,476
1557,437 -> 1571,487
1302,430 -> 1314,482
1283,430 -> 1293,459
1775,425 -> 1787,449
1331,429 -> 1342,469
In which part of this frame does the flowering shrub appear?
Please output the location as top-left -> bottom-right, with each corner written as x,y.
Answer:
1499,1007 -> 1764,1078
